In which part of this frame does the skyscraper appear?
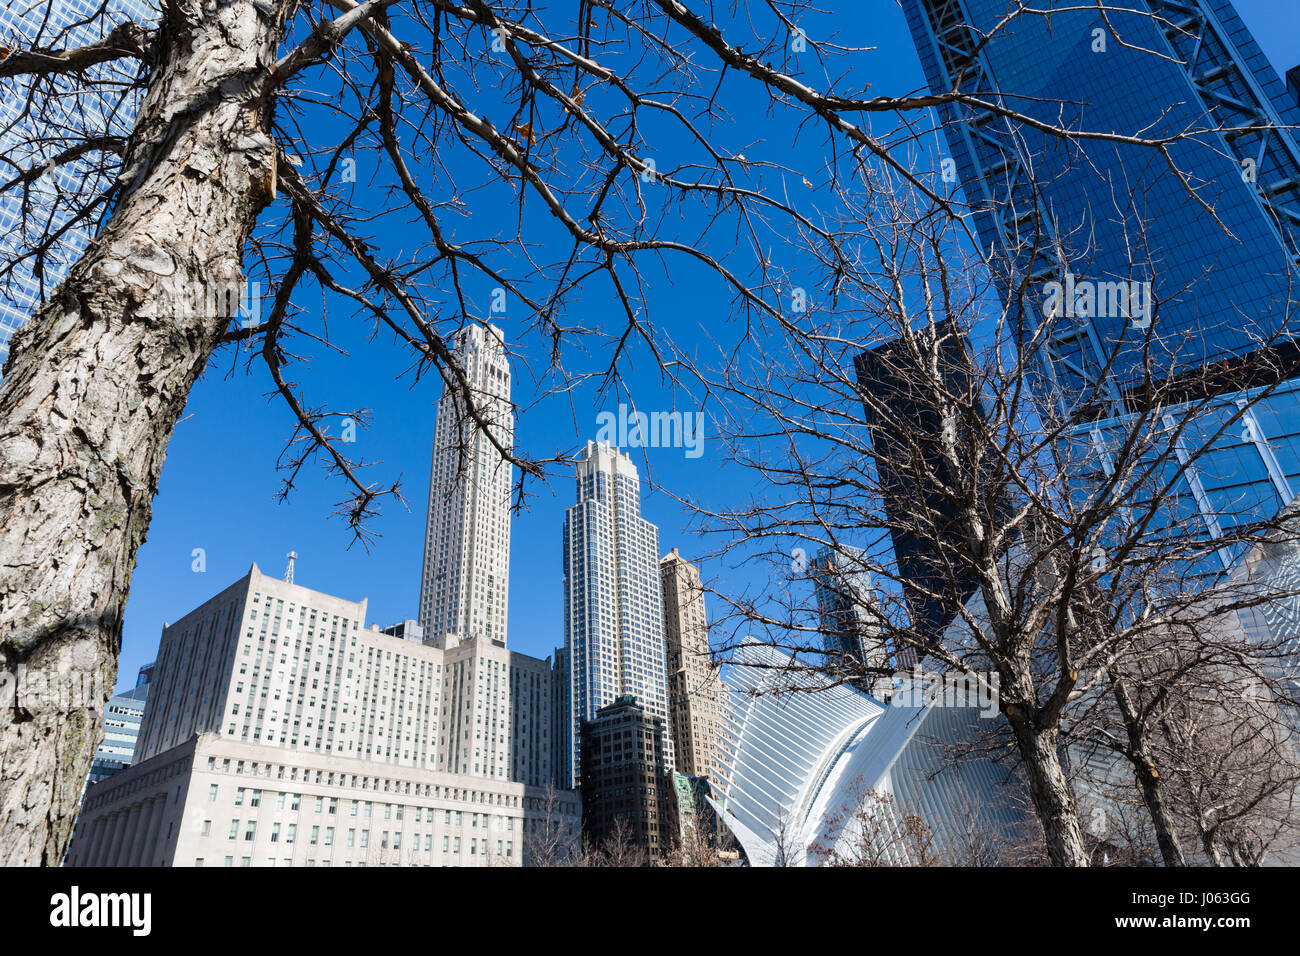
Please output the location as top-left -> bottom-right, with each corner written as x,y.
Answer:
854,321 -> 996,647
0,0 -> 157,368
659,548 -> 727,780
86,664 -> 153,785
903,0 -> 1300,554
579,695 -> 675,861
412,323 -> 560,787
418,324 -> 512,646
809,544 -> 893,682
559,441 -> 672,787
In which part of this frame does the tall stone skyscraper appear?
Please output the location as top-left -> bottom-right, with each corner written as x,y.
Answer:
558,441 -> 672,787
659,548 -> 726,780
413,324 -> 556,787
418,324 -> 512,647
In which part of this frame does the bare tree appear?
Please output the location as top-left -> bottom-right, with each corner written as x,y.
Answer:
520,783 -> 578,868
580,816 -> 649,868
1158,675 -> 1300,866
811,783 -> 938,867
0,0 -> 1249,864
662,816 -> 737,867
1065,584 -> 1300,867
684,160 -> 1300,865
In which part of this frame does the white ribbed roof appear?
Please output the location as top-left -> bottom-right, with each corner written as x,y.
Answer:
713,642 -> 1021,865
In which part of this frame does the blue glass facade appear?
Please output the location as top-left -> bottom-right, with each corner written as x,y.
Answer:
87,664 -> 153,785
904,0 -> 1299,398
903,0 -> 1300,556
0,0 -> 158,369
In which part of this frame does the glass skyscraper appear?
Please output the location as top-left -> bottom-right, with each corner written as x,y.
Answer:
809,544 -> 892,682
87,664 -> 152,784
0,0 -> 156,369
903,0 -> 1300,565
558,441 -> 673,788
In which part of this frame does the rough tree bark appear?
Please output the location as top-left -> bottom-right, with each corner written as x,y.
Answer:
1109,673 -> 1187,866
1015,728 -> 1089,866
1002,689 -> 1090,867
0,0 -> 290,865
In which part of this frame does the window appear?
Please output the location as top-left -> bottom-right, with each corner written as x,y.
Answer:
324,828 -> 334,846
208,784 -> 218,802
287,824 -> 297,844
201,819 -> 211,837
310,826 -> 319,845
250,789 -> 262,808
234,788 -> 245,806
271,823 -> 281,843
228,819 -> 238,840
244,821 -> 256,841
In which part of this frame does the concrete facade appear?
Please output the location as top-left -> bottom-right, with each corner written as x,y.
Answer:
418,323 -> 512,646
67,734 -> 578,867
659,549 -> 727,780
70,567 -> 575,866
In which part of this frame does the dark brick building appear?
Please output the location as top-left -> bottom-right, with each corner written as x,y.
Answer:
579,695 -> 675,860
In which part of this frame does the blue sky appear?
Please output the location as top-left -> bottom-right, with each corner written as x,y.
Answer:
112,0 -> 1300,690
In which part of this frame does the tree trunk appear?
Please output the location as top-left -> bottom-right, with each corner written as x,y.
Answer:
1196,814 -> 1226,866
1009,713 -> 1090,866
1127,752 -> 1186,867
1110,676 -> 1186,866
1225,837 -> 1251,867
0,0 -> 287,865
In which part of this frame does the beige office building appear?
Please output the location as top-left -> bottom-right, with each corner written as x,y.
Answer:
65,733 -> 577,867
659,549 -> 728,780
68,565 -> 575,866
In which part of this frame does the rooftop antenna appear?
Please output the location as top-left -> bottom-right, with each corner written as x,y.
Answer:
284,551 -> 298,584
